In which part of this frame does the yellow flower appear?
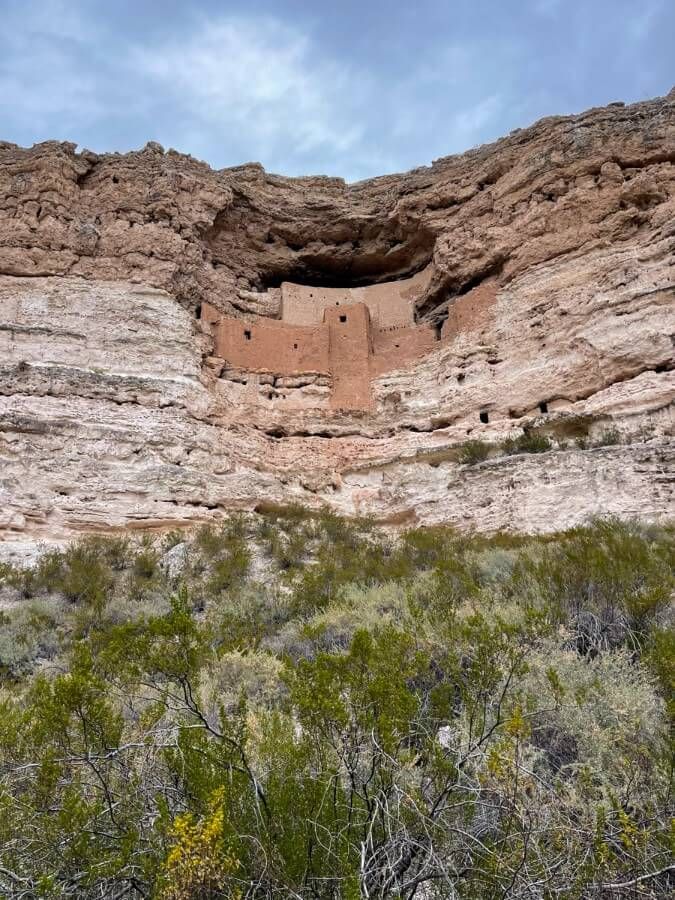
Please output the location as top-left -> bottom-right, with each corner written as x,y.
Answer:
158,788 -> 240,900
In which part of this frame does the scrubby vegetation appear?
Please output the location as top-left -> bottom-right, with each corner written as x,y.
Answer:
501,431 -> 553,455
0,513 -> 672,898
458,439 -> 491,465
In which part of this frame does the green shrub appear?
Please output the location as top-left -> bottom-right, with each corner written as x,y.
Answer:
510,518 -> 673,642
594,425 -> 621,446
645,626 -> 675,722
502,431 -> 553,454
206,546 -> 251,596
162,529 -> 186,551
0,597 -> 65,679
400,526 -> 456,569
0,562 -> 22,590
458,439 -> 491,465
29,540 -> 113,610
0,513 -> 672,899
201,649 -> 285,717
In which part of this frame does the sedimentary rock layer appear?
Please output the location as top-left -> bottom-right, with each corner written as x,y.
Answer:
1,89 -> 674,547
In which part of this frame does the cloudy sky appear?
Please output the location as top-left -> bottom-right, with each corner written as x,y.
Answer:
1,0 -> 673,181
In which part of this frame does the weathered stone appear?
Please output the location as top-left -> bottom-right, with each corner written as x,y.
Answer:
0,90 -> 673,549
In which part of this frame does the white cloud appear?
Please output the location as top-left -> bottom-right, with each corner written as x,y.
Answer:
452,94 -> 503,140
134,16 -> 367,163
11,3 -> 664,181
0,0 -> 131,132
0,4 -> 515,179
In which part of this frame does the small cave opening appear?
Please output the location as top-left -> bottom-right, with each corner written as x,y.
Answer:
195,303 -> 202,320
539,401 -> 549,414
433,321 -> 444,341
244,329 -> 252,341
479,410 -> 490,424
339,314 -> 347,323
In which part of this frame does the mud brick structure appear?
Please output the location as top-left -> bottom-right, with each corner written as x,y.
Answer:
201,267 -> 503,410
202,269 -> 446,410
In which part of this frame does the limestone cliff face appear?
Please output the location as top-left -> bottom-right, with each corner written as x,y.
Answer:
1,90 -> 674,550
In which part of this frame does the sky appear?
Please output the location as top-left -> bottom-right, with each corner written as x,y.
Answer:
0,0 -> 673,182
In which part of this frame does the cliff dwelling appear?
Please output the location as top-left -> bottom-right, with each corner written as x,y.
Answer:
0,90 -> 673,543
202,268 -> 498,411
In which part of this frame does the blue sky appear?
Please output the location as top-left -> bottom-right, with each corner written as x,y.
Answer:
1,0 -> 673,181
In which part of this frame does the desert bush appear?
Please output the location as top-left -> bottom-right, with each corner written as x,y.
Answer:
263,525 -> 309,571
519,643 -> 666,783
288,524 -> 407,615
123,541 -> 163,602
30,540 -> 113,610
502,430 -> 553,454
195,516 -> 247,558
0,596 -> 66,679
469,546 -> 519,588
594,425 -> 621,446
458,438 -> 491,465
162,529 -> 186,552
0,562 -> 22,589
269,580 -> 415,660
103,589 -> 173,625
210,582 -> 291,647
0,515 -> 672,899
201,649 -> 285,718
192,519 -> 252,597
399,525 -> 456,569
92,534 -> 132,570
510,518 -> 673,646
646,625 -> 675,722
207,546 -> 251,595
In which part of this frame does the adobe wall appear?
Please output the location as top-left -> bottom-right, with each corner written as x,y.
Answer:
281,267 -> 432,328
441,280 -> 498,339
371,323 -> 438,376
202,270 -> 491,411
324,304 -> 373,411
208,309 -> 330,375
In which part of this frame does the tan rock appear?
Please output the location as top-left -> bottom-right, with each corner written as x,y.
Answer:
0,90 -> 674,548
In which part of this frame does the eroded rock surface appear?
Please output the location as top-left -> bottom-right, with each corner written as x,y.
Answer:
1,90 -> 674,547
